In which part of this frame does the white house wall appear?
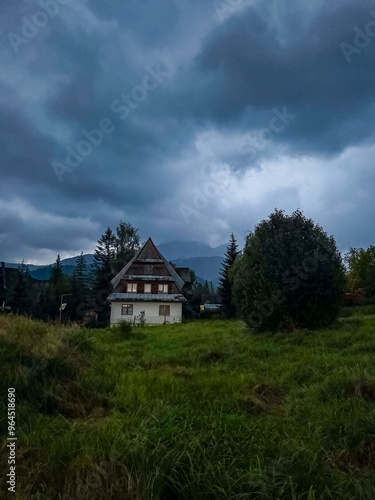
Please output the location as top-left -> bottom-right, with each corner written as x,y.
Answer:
110,302 -> 182,326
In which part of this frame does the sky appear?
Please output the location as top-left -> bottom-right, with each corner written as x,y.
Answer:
1,0 -> 375,264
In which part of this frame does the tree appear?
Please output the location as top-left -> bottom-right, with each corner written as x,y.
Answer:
8,262 -> 32,314
91,227 -> 117,292
232,209 -> 345,331
218,233 -> 239,318
70,252 -> 89,320
90,227 -> 117,324
49,254 -> 65,289
48,255 -> 70,319
113,221 -> 141,272
345,246 -> 375,298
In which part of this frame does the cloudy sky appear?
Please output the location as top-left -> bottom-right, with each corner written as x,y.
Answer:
1,0 -> 375,264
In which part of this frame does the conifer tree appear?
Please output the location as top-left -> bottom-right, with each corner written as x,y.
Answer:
70,252 -> 89,320
90,228 -> 117,324
48,255 -> 70,319
8,262 -> 32,314
218,233 -> 239,318
91,227 -> 117,293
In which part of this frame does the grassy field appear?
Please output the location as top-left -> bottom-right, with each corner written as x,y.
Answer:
1,310 -> 375,499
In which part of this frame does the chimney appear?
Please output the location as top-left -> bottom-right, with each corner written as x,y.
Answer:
169,261 -> 176,269
1,262 -> 6,290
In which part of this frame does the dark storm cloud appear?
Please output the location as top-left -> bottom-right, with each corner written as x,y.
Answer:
0,0 -> 374,262
169,0 -> 375,155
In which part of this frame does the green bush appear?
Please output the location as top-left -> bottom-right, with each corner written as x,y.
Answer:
232,209 -> 346,331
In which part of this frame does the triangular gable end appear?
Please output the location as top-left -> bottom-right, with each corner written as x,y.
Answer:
110,238 -> 185,292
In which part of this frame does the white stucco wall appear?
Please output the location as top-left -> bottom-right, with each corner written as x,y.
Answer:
110,301 -> 182,326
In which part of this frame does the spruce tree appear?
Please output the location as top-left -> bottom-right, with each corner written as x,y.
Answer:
48,255 -> 70,319
218,233 -> 239,318
71,252 -> 89,320
8,262 -> 32,314
90,227 -> 117,324
91,228 -> 117,292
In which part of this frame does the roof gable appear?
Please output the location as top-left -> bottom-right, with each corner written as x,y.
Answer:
111,238 -> 185,292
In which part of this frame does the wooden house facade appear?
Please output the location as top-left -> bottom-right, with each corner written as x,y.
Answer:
107,238 -> 188,326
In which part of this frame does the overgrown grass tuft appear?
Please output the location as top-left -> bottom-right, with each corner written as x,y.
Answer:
2,310 -> 375,498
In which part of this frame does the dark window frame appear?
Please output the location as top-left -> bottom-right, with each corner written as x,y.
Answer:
121,304 -> 133,315
159,305 -> 170,316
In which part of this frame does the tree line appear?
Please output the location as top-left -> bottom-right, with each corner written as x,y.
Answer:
218,209 -> 375,330
4,209 -> 375,330
4,221 -> 141,325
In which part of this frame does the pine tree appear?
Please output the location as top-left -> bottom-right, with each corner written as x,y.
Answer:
48,255 -> 70,319
218,233 -> 239,318
91,228 -> 117,292
49,255 -> 65,289
90,228 -> 117,324
8,262 -> 32,314
70,252 -> 89,320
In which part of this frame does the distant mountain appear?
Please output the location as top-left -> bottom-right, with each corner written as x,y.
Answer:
4,245 -> 225,284
157,240 -> 226,261
5,263 -> 42,271
59,254 -> 95,266
5,255 -> 95,281
172,256 -> 223,287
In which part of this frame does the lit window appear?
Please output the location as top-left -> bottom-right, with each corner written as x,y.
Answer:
159,305 -> 170,316
158,284 -> 169,293
144,265 -> 153,275
144,284 -> 151,293
121,304 -> 133,315
127,283 -> 137,293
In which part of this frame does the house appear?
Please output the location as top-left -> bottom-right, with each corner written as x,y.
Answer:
107,238 -> 189,326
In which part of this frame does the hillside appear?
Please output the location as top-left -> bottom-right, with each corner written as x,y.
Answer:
5,250 -> 223,284
172,256 -> 222,286
1,309 -> 375,498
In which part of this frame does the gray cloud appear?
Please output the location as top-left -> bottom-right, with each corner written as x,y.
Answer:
0,0 -> 374,263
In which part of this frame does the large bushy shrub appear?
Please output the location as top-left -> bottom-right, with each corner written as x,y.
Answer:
232,209 -> 345,330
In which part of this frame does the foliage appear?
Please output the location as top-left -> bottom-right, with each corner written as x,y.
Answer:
47,255 -> 71,320
218,233 -> 239,318
113,220 -> 141,273
345,246 -> 375,298
7,262 -> 33,314
232,209 -> 346,330
2,313 -> 375,498
91,227 -> 117,292
70,252 -> 89,321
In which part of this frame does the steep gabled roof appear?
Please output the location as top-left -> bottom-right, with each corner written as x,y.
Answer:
110,238 -> 185,292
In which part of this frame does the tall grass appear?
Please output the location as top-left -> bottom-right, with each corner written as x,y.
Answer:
1,312 -> 375,498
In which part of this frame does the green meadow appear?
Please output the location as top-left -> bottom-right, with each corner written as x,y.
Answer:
1,310 -> 375,499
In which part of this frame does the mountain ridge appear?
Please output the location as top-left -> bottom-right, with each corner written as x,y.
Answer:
4,240 -> 226,284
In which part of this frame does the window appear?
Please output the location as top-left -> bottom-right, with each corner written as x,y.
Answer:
121,304 -> 133,315
144,283 -> 151,293
144,265 -> 153,275
127,283 -> 137,293
159,305 -> 170,316
158,284 -> 169,294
